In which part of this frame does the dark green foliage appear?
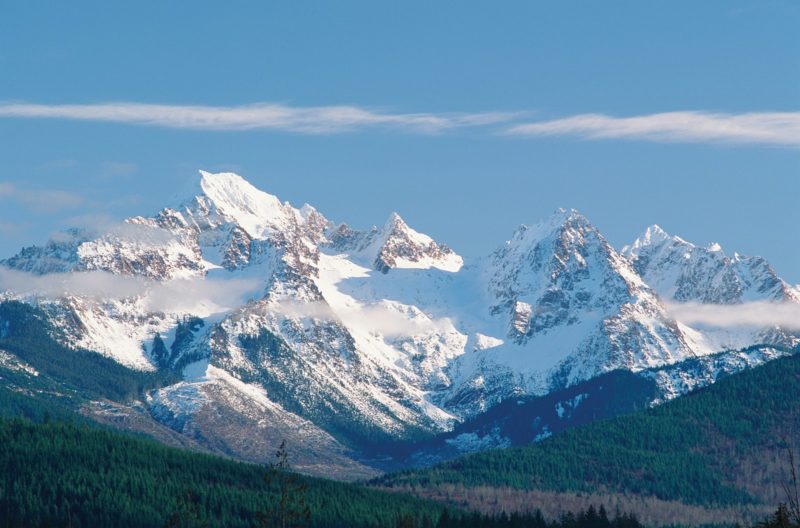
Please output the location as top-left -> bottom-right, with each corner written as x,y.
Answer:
0,383 -> 79,424
170,316 -> 205,371
0,418 -> 449,528
757,504 -> 798,528
161,491 -> 209,528
369,370 -> 659,467
430,506 -> 641,528
380,354 -> 800,507
256,440 -> 310,528
151,333 -> 169,369
0,301 -> 178,401
0,416 -> 647,528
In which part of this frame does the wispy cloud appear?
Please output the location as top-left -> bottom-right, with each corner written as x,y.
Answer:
505,111 -> 800,146
99,161 -> 137,179
38,159 -> 78,171
0,266 -> 261,314
667,301 -> 800,330
68,216 -> 178,245
0,267 -> 147,300
272,299 -> 452,337
0,182 -> 84,212
0,263 -> 445,334
0,221 -> 27,236
3,102 -> 796,146
0,101 -> 517,134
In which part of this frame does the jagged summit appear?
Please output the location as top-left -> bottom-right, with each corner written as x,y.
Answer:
178,170 -> 299,239
382,211 -> 407,231
623,224 -> 799,304
538,207 -> 586,227
372,211 -> 463,273
624,224 -> 670,254
626,224 -> 724,260
505,208 -> 597,248
481,208 -> 680,367
495,208 -> 643,293
2,169 -> 799,477
623,224 -> 693,259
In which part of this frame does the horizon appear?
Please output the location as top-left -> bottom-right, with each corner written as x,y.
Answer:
2,4 -> 800,526
1,1 -> 798,283
3,166 -> 799,286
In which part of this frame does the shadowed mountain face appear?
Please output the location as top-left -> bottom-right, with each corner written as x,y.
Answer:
374,353 -> 800,526
0,170 -> 797,477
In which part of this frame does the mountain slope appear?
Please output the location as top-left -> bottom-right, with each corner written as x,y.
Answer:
442,209 -> 697,417
623,225 -> 800,352
0,300 -> 376,479
377,352 -> 800,516
0,416 -> 449,528
1,170 -> 798,477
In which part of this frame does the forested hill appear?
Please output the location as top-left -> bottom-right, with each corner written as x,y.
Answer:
0,417 -> 448,528
0,416 -> 652,528
377,353 -> 800,515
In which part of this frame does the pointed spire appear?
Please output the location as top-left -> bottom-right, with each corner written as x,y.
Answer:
179,170 -> 291,239
372,211 -> 462,273
643,224 -> 670,243
383,211 -> 408,232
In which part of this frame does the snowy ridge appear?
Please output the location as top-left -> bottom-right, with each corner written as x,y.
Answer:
1,170 -> 798,473
624,224 -> 800,351
624,224 -> 799,304
643,346 -> 792,402
328,212 -> 463,274
440,209 -> 698,416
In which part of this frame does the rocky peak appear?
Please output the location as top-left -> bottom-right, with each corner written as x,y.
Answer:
372,212 -> 462,274
624,225 -> 798,304
492,209 -> 639,297
175,171 -> 298,240
1,229 -> 89,275
163,171 -> 334,275
623,224 -> 678,258
487,209 -> 646,341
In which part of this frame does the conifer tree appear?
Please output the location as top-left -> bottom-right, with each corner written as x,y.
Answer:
256,440 -> 310,528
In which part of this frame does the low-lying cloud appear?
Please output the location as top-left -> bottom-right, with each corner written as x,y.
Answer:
0,101 -> 517,135
0,266 -> 447,336
53,216 -> 180,246
0,266 -> 147,299
506,111 -> 800,147
667,301 -> 800,330
143,276 -> 262,313
0,266 -> 261,314
270,299 -> 452,337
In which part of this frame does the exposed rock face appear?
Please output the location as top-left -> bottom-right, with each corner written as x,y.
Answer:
1,171 -> 797,477
441,209 -> 698,417
372,213 -> 462,274
624,225 -> 799,304
623,225 -> 800,350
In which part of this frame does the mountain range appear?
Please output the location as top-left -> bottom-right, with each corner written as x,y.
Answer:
0,170 -> 797,478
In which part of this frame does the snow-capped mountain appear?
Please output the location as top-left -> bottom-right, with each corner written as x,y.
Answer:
0,171 -> 797,477
623,224 -> 800,351
623,224 -> 799,304
441,209 -> 699,417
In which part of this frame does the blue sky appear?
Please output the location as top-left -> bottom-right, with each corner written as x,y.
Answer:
1,1 -> 799,280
